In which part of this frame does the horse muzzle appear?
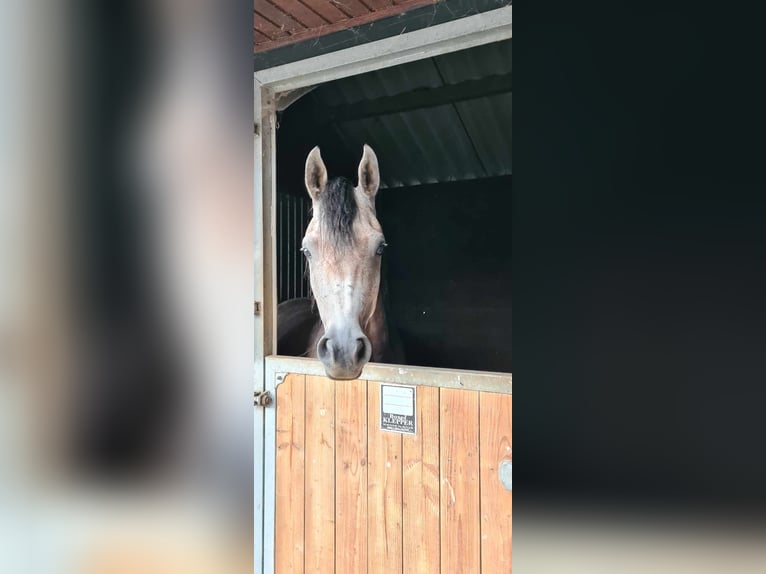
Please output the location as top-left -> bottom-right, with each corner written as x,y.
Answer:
316,327 -> 372,380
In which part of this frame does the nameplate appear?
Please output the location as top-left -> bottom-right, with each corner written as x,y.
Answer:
380,384 -> 416,435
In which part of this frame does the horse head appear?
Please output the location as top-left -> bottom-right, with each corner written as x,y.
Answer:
302,144 -> 387,379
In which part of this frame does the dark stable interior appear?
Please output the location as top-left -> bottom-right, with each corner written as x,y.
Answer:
276,40 -> 512,373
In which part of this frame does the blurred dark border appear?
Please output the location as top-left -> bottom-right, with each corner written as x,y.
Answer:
515,0 -> 766,519
68,2 -> 176,475
66,1 -> 255,480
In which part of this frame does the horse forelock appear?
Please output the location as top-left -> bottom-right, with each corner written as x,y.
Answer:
319,176 -> 358,249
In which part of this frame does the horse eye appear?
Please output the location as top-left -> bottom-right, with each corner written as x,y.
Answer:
301,247 -> 311,258
375,242 -> 387,256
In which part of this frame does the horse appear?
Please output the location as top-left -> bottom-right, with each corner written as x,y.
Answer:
277,145 -> 404,380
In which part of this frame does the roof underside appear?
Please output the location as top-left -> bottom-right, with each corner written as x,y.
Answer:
254,0 -> 438,54
277,39 -> 512,191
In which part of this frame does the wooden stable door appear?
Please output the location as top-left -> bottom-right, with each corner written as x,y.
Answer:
274,375 -> 512,574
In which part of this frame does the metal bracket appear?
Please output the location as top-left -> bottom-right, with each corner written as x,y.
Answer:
499,460 -> 512,491
254,390 -> 273,407
275,86 -> 317,111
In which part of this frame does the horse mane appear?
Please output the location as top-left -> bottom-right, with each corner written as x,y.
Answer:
320,176 -> 357,249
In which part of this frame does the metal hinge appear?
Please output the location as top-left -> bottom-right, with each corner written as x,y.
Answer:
254,301 -> 262,315
254,390 -> 272,407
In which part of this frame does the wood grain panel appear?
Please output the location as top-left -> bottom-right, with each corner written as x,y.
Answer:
273,373 -> 511,574
275,374 -> 306,574
254,0 -> 438,53
254,12 -> 290,39
402,385 -> 440,574
479,393 -> 512,573
270,0 -> 328,27
360,0 -> 395,10
368,381 -> 403,574
254,0 -> 307,34
301,0 -> 349,25
254,29 -> 271,44
332,0 -> 371,18
440,388 -> 480,574
335,379 -> 368,573
304,375 -> 336,574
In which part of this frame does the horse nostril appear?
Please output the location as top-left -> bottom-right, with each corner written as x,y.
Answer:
355,337 -> 369,364
317,337 -> 331,361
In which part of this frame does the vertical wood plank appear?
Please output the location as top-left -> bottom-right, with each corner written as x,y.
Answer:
304,375 -> 335,574
440,388 -> 480,574
335,379 -> 368,573
368,381 -> 403,574
479,393 -> 513,574
275,374 -> 305,574
402,386 -> 440,574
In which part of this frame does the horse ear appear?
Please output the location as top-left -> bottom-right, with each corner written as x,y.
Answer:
305,146 -> 327,200
357,144 -> 380,198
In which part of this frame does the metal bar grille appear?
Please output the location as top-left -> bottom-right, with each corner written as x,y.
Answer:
277,192 -> 311,303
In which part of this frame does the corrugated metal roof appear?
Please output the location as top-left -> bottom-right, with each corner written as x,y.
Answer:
330,106 -> 486,187
433,38 -> 512,83
300,38 -> 512,188
315,58 -> 444,106
456,92 -> 513,175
